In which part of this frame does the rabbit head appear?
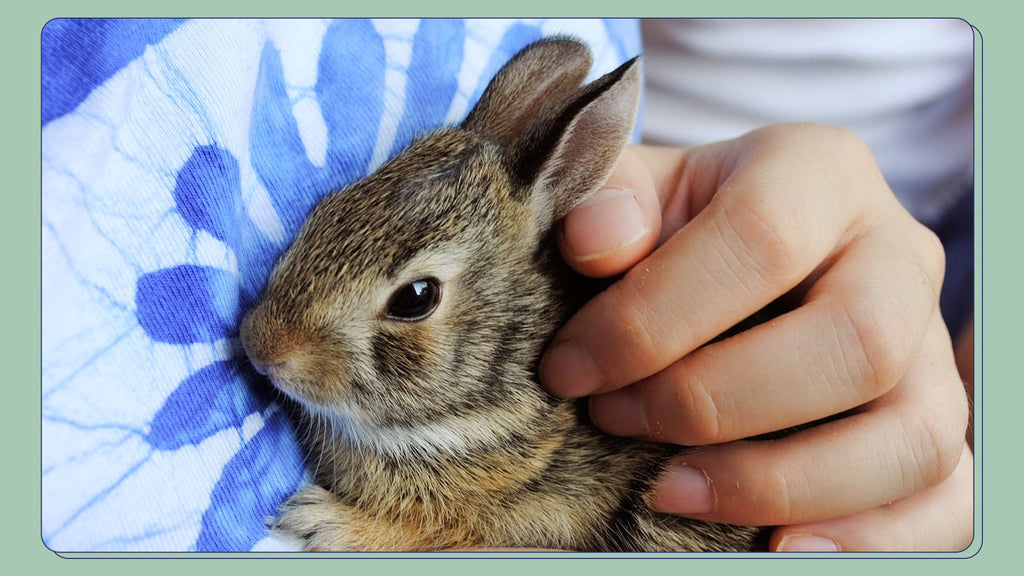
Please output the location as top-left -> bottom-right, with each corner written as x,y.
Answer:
239,38 -> 640,451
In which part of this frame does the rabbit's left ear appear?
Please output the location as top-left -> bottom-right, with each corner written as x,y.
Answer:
463,39 -> 641,235
509,57 -> 642,234
463,39 -> 593,153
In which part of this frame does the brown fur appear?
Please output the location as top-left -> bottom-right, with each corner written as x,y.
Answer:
240,38 -> 763,552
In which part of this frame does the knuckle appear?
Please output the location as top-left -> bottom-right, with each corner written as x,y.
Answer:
904,402 -> 966,490
938,375 -> 971,475
831,228 -> 943,403
604,280 -> 669,373
789,124 -> 889,199
912,221 -> 948,289
670,369 -> 723,445
777,123 -> 876,166
617,304 -> 661,362
758,461 -> 800,524
717,190 -> 812,288
825,125 -> 875,163
900,365 -> 969,492
837,292 -> 914,398
804,124 -> 877,169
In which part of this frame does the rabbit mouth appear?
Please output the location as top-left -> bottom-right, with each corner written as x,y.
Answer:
250,358 -> 282,379
248,359 -> 298,395
253,364 -> 339,415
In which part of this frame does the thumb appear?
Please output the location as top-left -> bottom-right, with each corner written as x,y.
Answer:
557,146 -> 662,278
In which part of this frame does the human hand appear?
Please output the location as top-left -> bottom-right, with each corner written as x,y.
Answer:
540,123 -> 972,551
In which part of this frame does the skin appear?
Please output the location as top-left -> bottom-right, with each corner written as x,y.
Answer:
541,123 -> 974,552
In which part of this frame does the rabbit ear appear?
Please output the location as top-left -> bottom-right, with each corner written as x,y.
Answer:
462,38 -> 592,149
518,55 -> 641,226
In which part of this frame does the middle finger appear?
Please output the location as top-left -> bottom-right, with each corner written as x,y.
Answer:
589,219 -> 945,444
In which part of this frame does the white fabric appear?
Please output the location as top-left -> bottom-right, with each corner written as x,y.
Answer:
640,18 -> 975,224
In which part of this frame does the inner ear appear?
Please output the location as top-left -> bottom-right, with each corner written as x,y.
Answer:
516,56 -> 642,226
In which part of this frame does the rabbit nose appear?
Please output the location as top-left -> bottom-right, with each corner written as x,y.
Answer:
239,308 -> 307,373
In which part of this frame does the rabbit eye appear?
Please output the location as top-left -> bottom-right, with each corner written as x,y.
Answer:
385,278 -> 441,321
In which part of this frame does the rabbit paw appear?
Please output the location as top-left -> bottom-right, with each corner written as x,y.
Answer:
271,484 -> 357,551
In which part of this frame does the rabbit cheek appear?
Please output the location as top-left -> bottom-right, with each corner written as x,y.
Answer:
359,327 -> 440,419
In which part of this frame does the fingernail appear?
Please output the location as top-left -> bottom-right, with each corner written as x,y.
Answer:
562,187 -> 649,262
648,464 -> 716,515
589,388 -> 650,437
776,534 -> 841,552
539,338 -> 602,398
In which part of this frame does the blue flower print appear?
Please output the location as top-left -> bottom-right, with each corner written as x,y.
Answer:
40,18 -> 641,552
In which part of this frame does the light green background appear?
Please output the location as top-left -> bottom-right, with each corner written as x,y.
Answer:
13,1 -> 1014,574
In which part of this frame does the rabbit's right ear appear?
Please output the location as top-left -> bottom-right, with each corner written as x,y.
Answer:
462,39 -> 592,151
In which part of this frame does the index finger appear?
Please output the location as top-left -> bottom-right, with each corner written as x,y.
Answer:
539,126 -> 873,398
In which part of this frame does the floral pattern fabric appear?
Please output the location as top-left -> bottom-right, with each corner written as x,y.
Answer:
41,18 -> 640,552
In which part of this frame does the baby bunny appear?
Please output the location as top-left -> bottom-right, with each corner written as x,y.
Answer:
240,38 -> 763,552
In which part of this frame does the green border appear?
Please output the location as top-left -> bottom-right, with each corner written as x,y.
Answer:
14,0 -> 1017,574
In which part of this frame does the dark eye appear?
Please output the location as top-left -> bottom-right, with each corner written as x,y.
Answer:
385,278 -> 441,321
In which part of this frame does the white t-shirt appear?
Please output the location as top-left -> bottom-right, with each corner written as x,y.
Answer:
640,19 -> 975,225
